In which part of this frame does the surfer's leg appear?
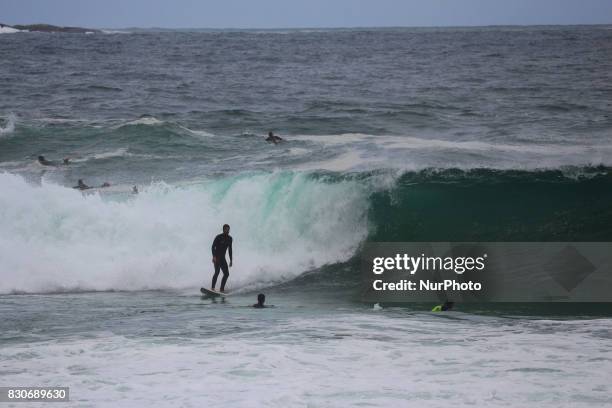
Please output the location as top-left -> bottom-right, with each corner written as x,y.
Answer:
211,261 -> 221,289
220,260 -> 229,292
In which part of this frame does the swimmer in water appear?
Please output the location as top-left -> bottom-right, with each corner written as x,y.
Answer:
431,301 -> 455,312
73,179 -> 91,190
265,131 -> 284,144
252,293 -> 266,308
73,180 -> 111,190
38,155 -> 55,166
38,155 -> 71,166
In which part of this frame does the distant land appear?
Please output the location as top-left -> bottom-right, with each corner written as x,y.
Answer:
0,23 -> 100,33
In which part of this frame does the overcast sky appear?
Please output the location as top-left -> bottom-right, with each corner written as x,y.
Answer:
2,0 -> 612,29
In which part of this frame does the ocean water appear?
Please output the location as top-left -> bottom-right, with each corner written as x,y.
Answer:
1,26 -> 612,406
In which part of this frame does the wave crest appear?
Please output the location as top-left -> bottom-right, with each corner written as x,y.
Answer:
0,172 -> 369,294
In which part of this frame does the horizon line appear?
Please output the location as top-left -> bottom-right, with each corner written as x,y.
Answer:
3,22 -> 612,31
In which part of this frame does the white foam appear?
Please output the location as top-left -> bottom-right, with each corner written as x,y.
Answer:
0,25 -> 21,34
2,314 -> 610,407
0,113 -> 16,136
296,150 -> 366,172
292,133 -> 608,154
101,29 -> 131,34
179,125 -> 215,138
91,147 -> 129,160
287,147 -> 310,156
122,116 -> 164,126
0,172 -> 369,294
290,133 -> 612,172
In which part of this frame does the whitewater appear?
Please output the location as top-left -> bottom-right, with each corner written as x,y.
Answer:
0,171 -> 369,294
2,293 -> 611,407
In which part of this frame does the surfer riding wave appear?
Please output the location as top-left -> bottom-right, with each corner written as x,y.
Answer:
211,224 -> 233,293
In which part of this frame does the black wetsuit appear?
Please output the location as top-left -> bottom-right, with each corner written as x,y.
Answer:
211,233 -> 233,291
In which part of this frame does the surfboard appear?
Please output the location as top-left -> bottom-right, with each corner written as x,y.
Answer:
200,287 -> 228,297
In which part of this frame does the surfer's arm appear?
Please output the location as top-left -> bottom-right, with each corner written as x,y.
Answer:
211,235 -> 219,262
228,238 -> 233,265
211,235 -> 218,255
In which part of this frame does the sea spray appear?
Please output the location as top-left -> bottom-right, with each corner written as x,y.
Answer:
0,114 -> 16,137
0,172 -> 369,294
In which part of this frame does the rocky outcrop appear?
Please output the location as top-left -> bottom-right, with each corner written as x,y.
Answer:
0,23 -> 100,33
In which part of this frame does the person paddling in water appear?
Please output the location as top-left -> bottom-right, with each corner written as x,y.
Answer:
74,179 -> 91,190
38,155 -> 71,166
265,131 -> 283,144
211,224 -> 233,293
73,179 -> 111,190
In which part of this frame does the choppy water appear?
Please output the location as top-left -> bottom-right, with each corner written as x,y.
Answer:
1,292 -> 612,407
1,26 -> 612,407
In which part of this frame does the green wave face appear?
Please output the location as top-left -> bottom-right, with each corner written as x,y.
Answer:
366,168 -> 612,242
